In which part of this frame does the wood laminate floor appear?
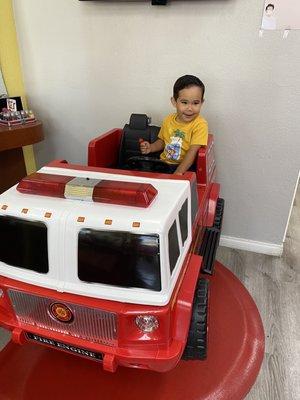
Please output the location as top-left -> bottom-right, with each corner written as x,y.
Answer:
0,187 -> 299,400
217,186 -> 300,400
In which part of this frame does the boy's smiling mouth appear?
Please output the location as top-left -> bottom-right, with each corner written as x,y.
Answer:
182,113 -> 196,119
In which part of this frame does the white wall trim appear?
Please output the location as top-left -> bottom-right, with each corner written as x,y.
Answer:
220,235 -> 283,257
282,169 -> 300,243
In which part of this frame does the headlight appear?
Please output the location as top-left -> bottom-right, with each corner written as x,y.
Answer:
135,315 -> 159,333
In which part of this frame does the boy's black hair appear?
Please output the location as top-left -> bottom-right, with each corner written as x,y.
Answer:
173,75 -> 205,101
265,3 -> 274,10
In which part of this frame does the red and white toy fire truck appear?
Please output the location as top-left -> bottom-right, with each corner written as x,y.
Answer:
0,114 -> 224,373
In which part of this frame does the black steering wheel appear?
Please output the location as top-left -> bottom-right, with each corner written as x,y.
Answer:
127,156 -> 174,173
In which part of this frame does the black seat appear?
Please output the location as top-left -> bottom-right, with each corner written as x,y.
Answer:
118,114 -> 161,169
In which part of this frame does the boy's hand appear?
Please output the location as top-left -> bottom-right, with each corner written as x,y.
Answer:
139,139 -> 151,155
173,145 -> 201,175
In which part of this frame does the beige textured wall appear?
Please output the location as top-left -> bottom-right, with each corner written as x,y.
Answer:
13,0 -> 300,247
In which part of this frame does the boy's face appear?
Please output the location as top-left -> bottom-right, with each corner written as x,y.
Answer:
171,85 -> 204,123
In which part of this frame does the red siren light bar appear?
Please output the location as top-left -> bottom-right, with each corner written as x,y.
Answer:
17,173 -> 73,198
17,173 -> 157,208
92,180 -> 157,207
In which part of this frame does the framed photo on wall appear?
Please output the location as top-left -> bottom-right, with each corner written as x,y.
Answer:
261,0 -> 300,30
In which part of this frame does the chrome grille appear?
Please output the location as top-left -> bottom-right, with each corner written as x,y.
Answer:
8,290 -> 117,346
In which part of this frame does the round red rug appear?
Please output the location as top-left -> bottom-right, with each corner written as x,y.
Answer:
0,262 -> 264,400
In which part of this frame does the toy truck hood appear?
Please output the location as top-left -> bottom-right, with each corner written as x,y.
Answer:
0,166 -> 193,306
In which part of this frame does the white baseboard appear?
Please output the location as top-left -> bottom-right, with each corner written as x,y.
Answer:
220,235 -> 283,257
283,169 -> 300,243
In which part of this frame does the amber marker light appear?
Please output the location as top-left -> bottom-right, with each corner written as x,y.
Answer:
132,222 -> 140,228
49,303 -> 73,323
44,212 -> 52,218
1,205 -> 8,210
21,208 -> 29,214
77,216 -> 85,223
105,219 -> 112,225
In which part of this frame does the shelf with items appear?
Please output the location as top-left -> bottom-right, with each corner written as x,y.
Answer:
0,109 -> 36,127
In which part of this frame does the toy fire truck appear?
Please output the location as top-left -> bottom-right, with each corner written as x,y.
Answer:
0,114 -> 224,372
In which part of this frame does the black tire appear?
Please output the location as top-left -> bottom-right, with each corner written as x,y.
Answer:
182,278 -> 209,360
199,197 -> 225,275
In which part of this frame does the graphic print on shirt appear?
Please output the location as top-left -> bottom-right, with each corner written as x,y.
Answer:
165,129 -> 185,161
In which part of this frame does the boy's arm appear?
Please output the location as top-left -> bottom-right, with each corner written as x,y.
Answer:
174,145 -> 201,174
174,119 -> 208,174
140,139 -> 164,154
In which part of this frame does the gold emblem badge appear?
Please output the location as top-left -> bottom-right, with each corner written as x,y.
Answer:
49,303 -> 73,323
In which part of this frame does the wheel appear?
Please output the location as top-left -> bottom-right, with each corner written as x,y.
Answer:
182,278 -> 209,360
127,156 -> 174,173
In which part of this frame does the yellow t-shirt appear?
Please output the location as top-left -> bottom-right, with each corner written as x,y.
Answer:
158,113 -> 208,164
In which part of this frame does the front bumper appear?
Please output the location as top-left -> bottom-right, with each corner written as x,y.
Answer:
11,325 -> 183,373
0,277 -> 184,373
0,254 -> 201,373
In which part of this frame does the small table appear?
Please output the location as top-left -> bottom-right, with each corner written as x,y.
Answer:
0,121 -> 43,193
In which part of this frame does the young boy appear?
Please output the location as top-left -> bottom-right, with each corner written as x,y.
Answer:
140,75 -> 208,174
